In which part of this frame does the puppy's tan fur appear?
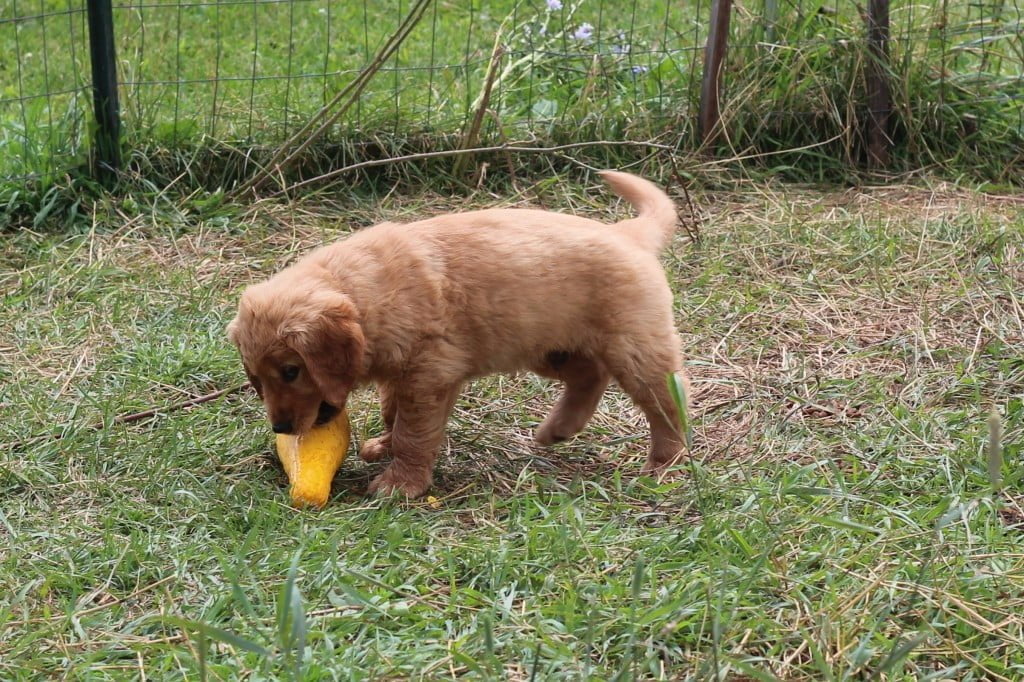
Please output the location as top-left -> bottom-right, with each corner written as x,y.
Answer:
228,171 -> 690,497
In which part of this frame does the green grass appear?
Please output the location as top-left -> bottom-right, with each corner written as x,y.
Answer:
2,176 -> 1023,678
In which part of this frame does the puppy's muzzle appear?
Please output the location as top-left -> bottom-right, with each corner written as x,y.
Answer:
272,420 -> 294,434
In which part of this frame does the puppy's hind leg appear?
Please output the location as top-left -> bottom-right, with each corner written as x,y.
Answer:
532,352 -> 610,446
359,382 -> 397,463
602,336 -> 690,473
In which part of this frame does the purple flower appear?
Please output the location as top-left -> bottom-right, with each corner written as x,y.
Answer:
631,65 -> 648,74
546,0 -> 563,10
573,23 -> 594,41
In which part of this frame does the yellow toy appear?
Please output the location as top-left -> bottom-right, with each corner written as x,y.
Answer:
274,409 -> 351,508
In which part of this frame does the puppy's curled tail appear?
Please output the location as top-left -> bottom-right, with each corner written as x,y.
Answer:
600,170 -> 678,253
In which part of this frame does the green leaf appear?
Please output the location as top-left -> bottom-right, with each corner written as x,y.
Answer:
531,98 -> 558,119
159,615 -> 270,657
806,515 -> 882,535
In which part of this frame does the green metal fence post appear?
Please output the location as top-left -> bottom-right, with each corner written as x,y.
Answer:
86,0 -> 121,182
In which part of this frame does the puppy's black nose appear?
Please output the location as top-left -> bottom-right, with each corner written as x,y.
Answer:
271,421 -> 294,434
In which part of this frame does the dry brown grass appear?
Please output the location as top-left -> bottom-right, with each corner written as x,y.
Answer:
2,179 -> 1023,679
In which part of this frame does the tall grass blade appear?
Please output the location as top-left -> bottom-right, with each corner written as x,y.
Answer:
987,407 -> 1003,493
482,612 -> 495,674
630,551 -> 645,599
277,550 -> 307,679
869,631 -> 929,680
666,372 -> 693,451
197,625 -> 208,682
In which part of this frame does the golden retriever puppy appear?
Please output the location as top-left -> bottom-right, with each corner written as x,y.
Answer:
228,171 -> 690,497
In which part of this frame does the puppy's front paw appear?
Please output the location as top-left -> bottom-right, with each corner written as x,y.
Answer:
367,464 -> 432,498
359,434 -> 392,462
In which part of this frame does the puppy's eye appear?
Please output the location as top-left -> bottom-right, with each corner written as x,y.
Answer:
281,365 -> 300,383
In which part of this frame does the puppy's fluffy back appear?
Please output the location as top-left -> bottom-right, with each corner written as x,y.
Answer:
231,172 -> 679,381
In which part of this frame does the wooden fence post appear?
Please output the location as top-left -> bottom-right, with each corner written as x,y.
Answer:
698,0 -> 733,148
86,0 -> 122,181
866,0 -> 891,168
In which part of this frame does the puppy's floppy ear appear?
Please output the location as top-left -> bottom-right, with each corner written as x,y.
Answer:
280,293 -> 365,407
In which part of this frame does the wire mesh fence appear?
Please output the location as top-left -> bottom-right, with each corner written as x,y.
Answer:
2,0 -> 92,187
2,0 -> 1023,196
